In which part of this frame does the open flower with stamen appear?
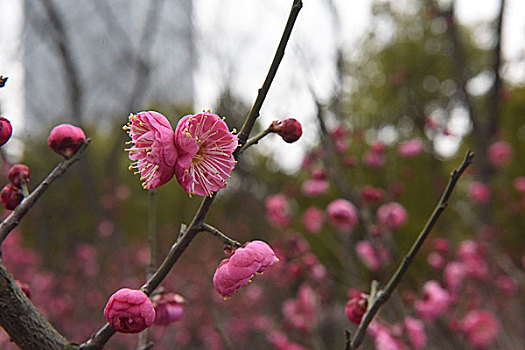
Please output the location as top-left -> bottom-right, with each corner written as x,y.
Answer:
174,111 -> 238,196
123,111 -> 177,189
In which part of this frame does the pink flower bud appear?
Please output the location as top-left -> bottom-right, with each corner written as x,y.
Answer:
213,240 -> 278,298
345,289 -> 368,324
376,202 -> 408,230
48,124 -> 86,158
488,140 -> 513,166
125,111 -> 177,189
270,118 -> 302,143
461,310 -> 499,348
0,117 -> 12,147
1,183 -> 23,210
152,292 -> 185,326
355,241 -> 381,271
326,199 -> 359,232
174,111 -> 237,196
104,288 -> 155,334
265,194 -> 292,228
8,164 -> 30,186
397,138 -> 423,158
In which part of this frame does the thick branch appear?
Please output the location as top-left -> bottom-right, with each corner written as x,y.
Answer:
0,262 -> 72,350
349,151 -> 474,349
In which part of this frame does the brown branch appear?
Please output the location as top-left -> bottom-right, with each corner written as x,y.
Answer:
349,151 -> 475,349
0,140 -> 91,246
199,223 -> 243,248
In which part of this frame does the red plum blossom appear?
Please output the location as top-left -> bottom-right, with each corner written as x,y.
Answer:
174,111 -> 237,196
48,124 -> 86,158
376,202 -> 408,230
345,289 -> 368,324
0,117 -> 12,147
360,185 -> 385,203
104,288 -> 155,334
1,183 -> 23,210
326,199 -> 358,232
213,240 -> 278,298
124,111 -> 177,189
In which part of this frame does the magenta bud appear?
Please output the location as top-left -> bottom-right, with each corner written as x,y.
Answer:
270,118 -> 302,143
8,164 -> 30,186
104,288 -> 155,334
48,124 -> 86,158
0,117 -> 13,147
1,183 -> 23,210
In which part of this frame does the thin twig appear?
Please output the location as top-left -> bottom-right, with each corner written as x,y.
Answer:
234,0 -> 303,158
199,223 -> 243,248
238,126 -> 272,156
349,150 -> 474,349
80,2 -> 303,348
0,140 -> 91,246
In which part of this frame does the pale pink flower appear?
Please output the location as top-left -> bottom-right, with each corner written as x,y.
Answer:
302,206 -> 324,234
404,316 -> 426,350
124,111 -> 177,189
345,289 -> 368,324
414,280 -> 451,321
104,288 -> 155,334
356,241 -> 381,271
397,138 -> 423,158
368,322 -> 405,350
461,310 -> 499,349
265,194 -> 292,228
443,261 -> 466,293
468,182 -> 491,203
174,111 -> 237,196
326,199 -> 359,232
427,252 -> 445,269
457,240 -> 488,280
301,179 -> 329,197
488,140 -> 513,166
330,124 -> 350,153
48,124 -> 86,158
377,202 -> 408,230
282,284 -> 318,333
363,150 -> 385,168
270,118 -> 303,143
513,176 -> 525,193
213,240 -> 278,298
152,292 -> 185,326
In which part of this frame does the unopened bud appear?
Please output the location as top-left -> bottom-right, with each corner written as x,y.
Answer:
270,118 -> 302,143
8,164 -> 30,186
0,117 -> 13,147
48,124 -> 86,159
1,183 -> 23,210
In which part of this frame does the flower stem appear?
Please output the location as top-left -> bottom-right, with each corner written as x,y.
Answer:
348,150 -> 475,350
238,127 -> 272,155
199,223 -> 243,248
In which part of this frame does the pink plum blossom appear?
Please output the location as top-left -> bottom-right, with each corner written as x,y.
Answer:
513,176 -> 525,193
104,288 -> 155,334
414,280 -> 451,321
360,185 -> 385,203
461,310 -> 499,349
356,241 -> 381,271
152,292 -> 185,326
326,199 -> 359,232
443,261 -> 466,293
48,124 -> 86,158
363,150 -> 385,168
376,202 -> 408,230
468,182 -> 491,204
265,194 -> 292,228
404,316 -> 426,350
329,124 -> 350,153
488,140 -> 513,166
124,111 -> 177,189
496,275 -> 517,297
302,206 -> 324,234
301,179 -> 329,197
345,289 -> 368,324
174,111 -> 237,196
397,138 -> 424,158
282,284 -> 318,333
368,322 -> 405,350
213,240 -> 278,298
270,118 -> 303,143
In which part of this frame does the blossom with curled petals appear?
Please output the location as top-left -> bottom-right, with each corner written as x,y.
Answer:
174,111 -> 238,196
104,288 -> 155,334
124,111 -> 177,189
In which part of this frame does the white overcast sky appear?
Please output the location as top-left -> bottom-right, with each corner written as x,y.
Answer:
1,0 -> 524,167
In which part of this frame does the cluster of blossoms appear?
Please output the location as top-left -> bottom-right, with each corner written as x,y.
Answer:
213,240 -> 278,298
